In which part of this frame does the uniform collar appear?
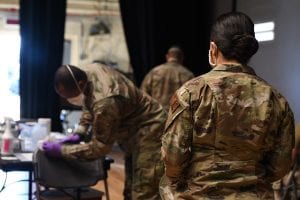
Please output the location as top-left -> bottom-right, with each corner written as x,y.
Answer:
212,64 -> 256,75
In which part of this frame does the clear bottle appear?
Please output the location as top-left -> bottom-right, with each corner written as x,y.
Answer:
31,122 -> 48,151
1,117 -> 15,155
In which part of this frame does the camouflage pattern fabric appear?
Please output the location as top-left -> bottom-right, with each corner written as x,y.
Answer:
60,63 -> 166,200
160,64 -> 295,199
141,61 -> 194,110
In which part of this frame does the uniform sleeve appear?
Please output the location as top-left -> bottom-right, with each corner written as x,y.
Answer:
161,89 -> 193,183
61,96 -> 127,160
266,103 -> 295,182
140,72 -> 153,95
73,106 -> 93,135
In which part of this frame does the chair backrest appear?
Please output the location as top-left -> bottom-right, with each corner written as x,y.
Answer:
33,149 -> 105,189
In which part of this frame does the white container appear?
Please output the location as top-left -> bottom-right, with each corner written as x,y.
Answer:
18,123 -> 35,152
20,138 -> 34,152
38,118 -> 51,135
31,123 -> 48,151
1,118 -> 15,155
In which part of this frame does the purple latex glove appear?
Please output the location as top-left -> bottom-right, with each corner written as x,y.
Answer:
42,141 -> 62,157
58,134 -> 81,144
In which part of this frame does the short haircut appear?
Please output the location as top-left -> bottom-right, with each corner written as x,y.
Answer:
167,46 -> 184,61
54,65 -> 87,94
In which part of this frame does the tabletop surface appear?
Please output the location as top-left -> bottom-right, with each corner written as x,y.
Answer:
0,153 -> 33,171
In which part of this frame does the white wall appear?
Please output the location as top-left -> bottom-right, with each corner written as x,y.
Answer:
64,14 -> 131,73
237,0 -> 300,122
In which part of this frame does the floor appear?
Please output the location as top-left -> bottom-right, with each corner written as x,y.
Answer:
92,148 -> 125,200
0,146 -> 125,200
0,170 -> 31,200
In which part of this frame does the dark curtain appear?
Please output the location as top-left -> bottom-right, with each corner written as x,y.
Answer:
19,0 -> 66,131
120,1 -> 214,86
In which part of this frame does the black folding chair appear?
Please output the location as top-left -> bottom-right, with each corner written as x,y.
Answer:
33,150 -> 113,200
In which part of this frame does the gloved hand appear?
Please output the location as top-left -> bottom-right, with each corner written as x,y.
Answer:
42,141 -> 62,157
58,134 -> 81,144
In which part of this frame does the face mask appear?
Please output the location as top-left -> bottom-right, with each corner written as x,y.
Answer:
208,50 -> 216,67
65,65 -> 86,106
67,93 -> 84,106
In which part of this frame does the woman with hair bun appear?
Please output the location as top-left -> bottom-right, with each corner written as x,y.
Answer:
160,12 -> 294,199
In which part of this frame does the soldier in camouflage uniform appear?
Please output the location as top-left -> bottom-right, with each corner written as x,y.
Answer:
43,63 -> 166,200
160,12 -> 295,200
141,46 -> 194,110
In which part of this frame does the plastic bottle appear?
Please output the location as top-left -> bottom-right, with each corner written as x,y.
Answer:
18,123 -> 34,151
31,122 -> 48,150
1,117 -> 15,155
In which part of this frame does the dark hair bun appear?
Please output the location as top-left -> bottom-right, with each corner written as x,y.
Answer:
210,12 -> 259,64
228,34 -> 259,63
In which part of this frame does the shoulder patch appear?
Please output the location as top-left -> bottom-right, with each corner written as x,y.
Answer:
170,94 -> 180,113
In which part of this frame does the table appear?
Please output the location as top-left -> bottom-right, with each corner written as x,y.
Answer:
0,154 -> 114,200
0,154 -> 33,200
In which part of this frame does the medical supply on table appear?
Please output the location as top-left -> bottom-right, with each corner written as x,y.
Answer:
1,117 -> 16,155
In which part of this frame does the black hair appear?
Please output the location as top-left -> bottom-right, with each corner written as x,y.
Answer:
54,65 -> 87,94
210,12 -> 259,64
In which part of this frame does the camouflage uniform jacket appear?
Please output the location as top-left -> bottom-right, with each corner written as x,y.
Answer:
160,64 -> 295,199
61,63 -> 166,160
141,61 -> 194,110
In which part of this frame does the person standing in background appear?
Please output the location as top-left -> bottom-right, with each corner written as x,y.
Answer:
160,12 -> 295,199
141,46 -> 194,111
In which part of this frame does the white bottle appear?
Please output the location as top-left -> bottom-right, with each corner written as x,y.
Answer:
31,122 -> 48,151
37,118 -> 51,135
1,118 -> 15,155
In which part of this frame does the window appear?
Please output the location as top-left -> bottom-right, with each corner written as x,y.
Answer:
0,32 -> 20,120
254,21 -> 275,42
